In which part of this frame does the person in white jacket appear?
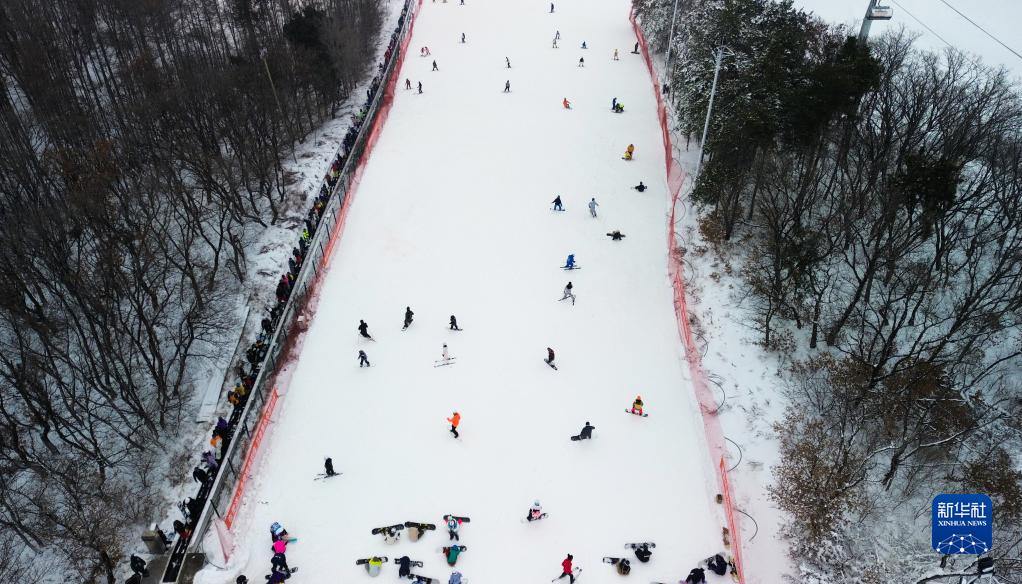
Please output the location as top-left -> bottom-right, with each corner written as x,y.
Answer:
588,197 -> 599,217
560,282 -> 575,305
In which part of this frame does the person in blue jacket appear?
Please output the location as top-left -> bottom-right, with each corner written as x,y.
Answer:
564,254 -> 576,269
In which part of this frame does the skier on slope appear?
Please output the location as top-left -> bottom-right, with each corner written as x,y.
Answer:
631,395 -> 644,415
546,347 -> 556,367
447,411 -> 461,438
358,349 -> 370,367
561,281 -> 575,305
526,500 -> 544,521
450,315 -> 461,330
563,254 -> 576,269
403,306 -> 415,330
324,457 -> 337,476
588,197 -> 599,217
552,195 -> 564,211
573,421 -> 595,441
557,554 -> 575,583
358,319 -> 373,340
446,515 -> 462,541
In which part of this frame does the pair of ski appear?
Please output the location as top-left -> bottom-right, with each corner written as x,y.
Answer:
434,357 -> 457,368
550,567 -> 582,582
561,265 -> 581,270
312,472 -> 343,481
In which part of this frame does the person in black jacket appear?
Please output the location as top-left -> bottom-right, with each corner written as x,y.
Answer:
192,466 -> 208,484
449,315 -> 461,330
129,555 -> 149,577
606,230 -> 626,240
403,307 -> 414,330
706,553 -> 727,575
634,544 -> 652,562
397,556 -> 412,578
358,320 -> 373,340
575,422 -> 595,440
634,181 -> 646,192
685,567 -> 706,583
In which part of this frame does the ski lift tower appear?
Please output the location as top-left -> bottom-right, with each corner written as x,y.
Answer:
858,0 -> 893,43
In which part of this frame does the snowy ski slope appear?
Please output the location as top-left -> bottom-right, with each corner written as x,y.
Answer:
230,1 -> 725,582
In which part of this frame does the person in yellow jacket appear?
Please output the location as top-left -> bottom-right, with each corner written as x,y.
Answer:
366,556 -> 384,577
624,143 -> 635,160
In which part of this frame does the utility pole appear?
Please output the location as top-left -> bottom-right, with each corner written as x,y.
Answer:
662,0 -> 682,95
858,0 -> 893,44
694,47 -> 727,185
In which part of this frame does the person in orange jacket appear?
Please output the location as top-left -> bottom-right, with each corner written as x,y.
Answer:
447,412 -> 461,438
563,98 -> 571,109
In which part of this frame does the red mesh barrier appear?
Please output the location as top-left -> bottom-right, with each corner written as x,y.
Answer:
630,11 -> 746,583
224,388 -> 279,529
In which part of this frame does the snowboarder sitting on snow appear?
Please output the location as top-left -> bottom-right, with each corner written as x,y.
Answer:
443,544 -> 465,566
634,543 -> 652,562
685,566 -> 706,583
631,395 -> 644,415
616,558 -> 632,575
397,556 -> 412,577
563,98 -> 571,109
366,556 -> 384,577
576,421 -> 595,440
613,102 -> 624,113
527,500 -> 544,521
325,457 -> 337,476
706,553 -> 727,576
446,515 -> 462,541
563,254 -> 576,269
607,230 -> 626,240
634,181 -> 646,192
449,571 -> 464,584
552,195 -> 564,211
624,144 -> 635,160
383,526 -> 401,544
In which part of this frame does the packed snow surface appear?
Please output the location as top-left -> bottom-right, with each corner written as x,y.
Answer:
228,2 -> 726,583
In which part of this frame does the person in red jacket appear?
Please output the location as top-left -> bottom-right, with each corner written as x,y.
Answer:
558,554 -> 575,583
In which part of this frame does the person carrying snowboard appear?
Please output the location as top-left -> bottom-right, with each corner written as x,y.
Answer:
634,181 -> 646,192
449,315 -> 461,330
325,457 -> 337,476
588,197 -> 599,217
443,544 -> 465,566
631,395 -> 644,415
563,254 -> 575,269
526,500 -> 543,521
561,282 -> 575,305
574,421 -> 595,441
358,350 -> 370,367
546,347 -> 556,367
446,515 -> 462,541
447,411 -> 461,438
358,319 -> 373,340
403,306 -> 414,330
552,195 -> 563,211
558,554 -> 575,583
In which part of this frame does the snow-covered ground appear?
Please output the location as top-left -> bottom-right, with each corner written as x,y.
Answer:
217,1 -> 735,583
